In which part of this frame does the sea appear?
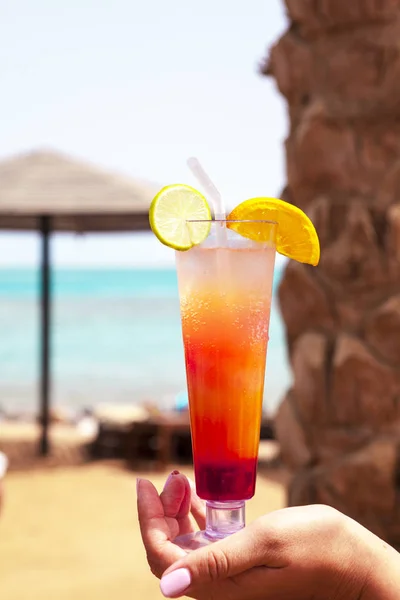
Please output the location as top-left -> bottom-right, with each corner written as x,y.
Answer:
0,266 -> 292,417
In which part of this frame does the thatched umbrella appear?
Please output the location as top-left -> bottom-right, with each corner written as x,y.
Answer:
0,149 -> 157,455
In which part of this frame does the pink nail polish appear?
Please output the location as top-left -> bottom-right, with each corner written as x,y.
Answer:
160,568 -> 191,598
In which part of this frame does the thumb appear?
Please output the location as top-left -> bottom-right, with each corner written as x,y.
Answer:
159,519 -> 272,598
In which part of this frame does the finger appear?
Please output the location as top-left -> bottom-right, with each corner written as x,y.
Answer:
137,478 -> 169,546
137,478 -> 186,577
162,472 -> 206,528
159,514 -> 286,597
161,472 -> 206,532
187,477 -> 206,530
160,471 -> 191,519
160,472 -> 193,536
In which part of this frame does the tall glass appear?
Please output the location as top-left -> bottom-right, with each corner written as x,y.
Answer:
175,220 -> 277,550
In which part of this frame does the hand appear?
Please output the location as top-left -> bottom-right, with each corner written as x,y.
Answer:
136,471 -> 206,578
137,472 -> 400,600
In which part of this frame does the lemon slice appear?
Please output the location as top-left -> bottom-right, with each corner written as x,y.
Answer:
227,197 -> 320,266
149,184 -> 212,251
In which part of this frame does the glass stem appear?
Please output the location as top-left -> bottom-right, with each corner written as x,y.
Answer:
205,500 -> 246,540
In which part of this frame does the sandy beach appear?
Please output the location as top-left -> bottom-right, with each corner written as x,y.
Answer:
0,461 -> 288,600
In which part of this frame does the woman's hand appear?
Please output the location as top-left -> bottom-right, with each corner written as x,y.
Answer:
136,471 -> 206,578
137,472 -> 400,600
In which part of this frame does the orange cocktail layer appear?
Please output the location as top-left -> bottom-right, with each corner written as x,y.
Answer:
178,245 -> 274,501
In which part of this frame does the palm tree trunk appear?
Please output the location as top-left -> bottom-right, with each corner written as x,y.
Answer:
264,0 -> 400,548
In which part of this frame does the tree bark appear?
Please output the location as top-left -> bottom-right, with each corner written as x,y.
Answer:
265,0 -> 400,549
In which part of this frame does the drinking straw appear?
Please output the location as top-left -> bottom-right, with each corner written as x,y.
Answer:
187,157 -> 228,246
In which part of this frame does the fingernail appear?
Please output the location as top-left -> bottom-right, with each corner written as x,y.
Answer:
136,478 -> 141,496
163,470 -> 180,490
160,568 -> 191,598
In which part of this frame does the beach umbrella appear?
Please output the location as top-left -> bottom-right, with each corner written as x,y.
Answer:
0,149 -> 156,456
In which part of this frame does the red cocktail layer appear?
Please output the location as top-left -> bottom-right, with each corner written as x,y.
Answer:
194,458 -> 257,501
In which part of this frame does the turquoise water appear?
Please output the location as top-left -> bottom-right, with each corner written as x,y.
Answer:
0,267 -> 291,415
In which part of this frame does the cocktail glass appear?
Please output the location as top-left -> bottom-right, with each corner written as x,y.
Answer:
174,219 -> 277,550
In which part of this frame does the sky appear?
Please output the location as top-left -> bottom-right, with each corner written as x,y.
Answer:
0,0 -> 288,267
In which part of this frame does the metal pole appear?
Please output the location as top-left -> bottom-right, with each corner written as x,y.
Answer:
39,216 -> 51,456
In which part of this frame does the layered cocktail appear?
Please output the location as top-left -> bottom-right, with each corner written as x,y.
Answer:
176,222 -> 276,503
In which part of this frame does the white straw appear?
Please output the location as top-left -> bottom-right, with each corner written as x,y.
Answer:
187,157 -> 227,246
187,158 -> 226,220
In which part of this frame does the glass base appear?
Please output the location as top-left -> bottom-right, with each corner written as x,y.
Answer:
174,530 -> 216,551
174,500 -> 245,552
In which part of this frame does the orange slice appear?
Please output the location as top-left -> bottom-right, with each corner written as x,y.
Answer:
227,197 -> 320,266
